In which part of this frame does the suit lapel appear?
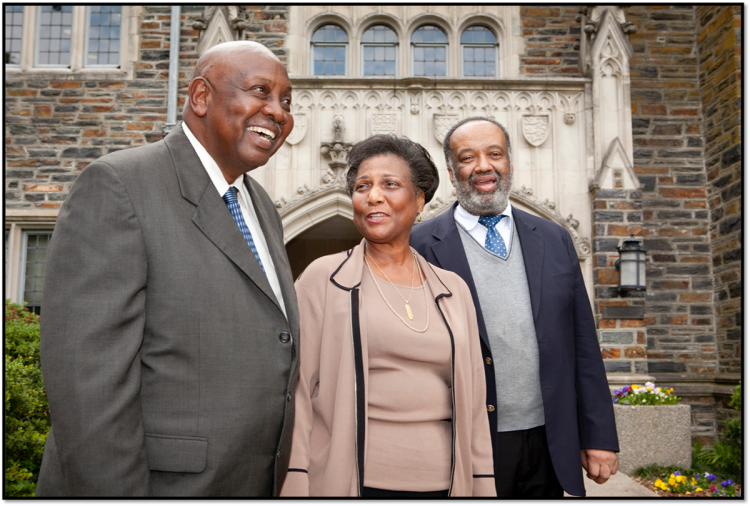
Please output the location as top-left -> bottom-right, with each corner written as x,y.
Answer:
430,206 -> 492,352
513,210 -> 544,322
166,124 -> 280,309
245,176 -> 295,318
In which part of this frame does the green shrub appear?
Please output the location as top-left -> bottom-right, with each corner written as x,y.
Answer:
691,382 -> 742,482
5,301 -> 49,497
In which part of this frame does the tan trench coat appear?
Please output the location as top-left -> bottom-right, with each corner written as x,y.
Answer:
280,239 -> 495,497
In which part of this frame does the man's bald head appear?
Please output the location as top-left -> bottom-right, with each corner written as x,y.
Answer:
192,41 -> 280,82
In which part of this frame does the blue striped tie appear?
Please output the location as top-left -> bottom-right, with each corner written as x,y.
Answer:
222,187 -> 266,275
478,214 -> 507,257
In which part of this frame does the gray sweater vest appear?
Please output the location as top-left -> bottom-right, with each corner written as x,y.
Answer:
458,221 -> 545,432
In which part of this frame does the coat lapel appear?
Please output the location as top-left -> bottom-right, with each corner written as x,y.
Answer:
166,124 -> 280,309
429,205 -> 492,352
513,209 -> 544,322
245,176 -> 295,317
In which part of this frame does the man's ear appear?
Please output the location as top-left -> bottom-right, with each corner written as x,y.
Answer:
188,78 -> 210,118
447,166 -> 455,187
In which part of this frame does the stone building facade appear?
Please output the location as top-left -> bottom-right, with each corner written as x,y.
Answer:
4,5 -> 741,443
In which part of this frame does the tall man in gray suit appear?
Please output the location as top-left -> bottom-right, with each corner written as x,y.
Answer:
36,41 -> 299,497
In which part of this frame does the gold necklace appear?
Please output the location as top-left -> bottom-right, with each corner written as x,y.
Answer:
364,248 -> 430,333
365,246 -> 416,319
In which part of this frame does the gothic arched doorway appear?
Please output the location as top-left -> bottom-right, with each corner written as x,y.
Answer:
285,215 -> 362,279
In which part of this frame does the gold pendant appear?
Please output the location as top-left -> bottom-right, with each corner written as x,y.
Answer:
405,303 -> 413,320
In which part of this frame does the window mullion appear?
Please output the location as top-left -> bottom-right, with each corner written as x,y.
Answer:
70,6 -> 87,72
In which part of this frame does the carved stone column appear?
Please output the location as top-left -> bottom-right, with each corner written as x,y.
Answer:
579,6 -> 637,184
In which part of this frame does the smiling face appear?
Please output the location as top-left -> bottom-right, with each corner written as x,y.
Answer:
351,154 -> 425,247
448,120 -> 513,215
187,44 -> 294,182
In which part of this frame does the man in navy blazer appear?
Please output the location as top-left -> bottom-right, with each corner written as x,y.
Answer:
410,117 -> 618,497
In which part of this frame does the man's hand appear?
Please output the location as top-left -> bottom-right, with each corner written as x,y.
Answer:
581,449 -> 617,484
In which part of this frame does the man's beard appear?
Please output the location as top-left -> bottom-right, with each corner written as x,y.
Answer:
454,168 -> 513,215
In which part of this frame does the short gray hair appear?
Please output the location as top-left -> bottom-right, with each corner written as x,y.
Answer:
442,116 -> 513,172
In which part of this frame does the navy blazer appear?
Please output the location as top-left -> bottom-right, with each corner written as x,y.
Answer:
410,202 -> 618,497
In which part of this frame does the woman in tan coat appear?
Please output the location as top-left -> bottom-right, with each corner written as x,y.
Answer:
281,135 -> 495,497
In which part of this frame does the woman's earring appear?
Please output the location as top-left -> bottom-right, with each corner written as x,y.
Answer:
417,213 -> 423,223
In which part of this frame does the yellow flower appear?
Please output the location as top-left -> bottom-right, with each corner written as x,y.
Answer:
647,387 -> 652,391
691,478 -> 697,485
669,477 -> 676,486
632,384 -> 639,389
655,479 -> 663,487
696,488 -> 703,492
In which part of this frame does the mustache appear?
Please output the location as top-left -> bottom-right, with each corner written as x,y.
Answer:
468,170 -> 504,189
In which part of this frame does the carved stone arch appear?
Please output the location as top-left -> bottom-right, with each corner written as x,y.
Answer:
537,91 -> 558,112
405,12 -> 454,41
293,89 -> 315,111
362,89 -> 383,110
278,187 -> 354,244
515,91 -> 536,112
456,13 -> 506,43
357,12 -> 405,41
305,12 -> 354,40
600,58 -> 623,77
422,189 -> 591,260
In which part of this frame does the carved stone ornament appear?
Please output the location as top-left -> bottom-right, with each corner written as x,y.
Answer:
285,112 -> 307,145
320,115 -> 354,185
564,112 -> 576,125
522,114 -> 550,147
371,114 -> 397,135
433,114 -> 459,143
194,6 -> 247,57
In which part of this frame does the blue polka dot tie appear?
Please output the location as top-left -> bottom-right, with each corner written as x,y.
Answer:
222,187 -> 266,275
478,214 -> 507,257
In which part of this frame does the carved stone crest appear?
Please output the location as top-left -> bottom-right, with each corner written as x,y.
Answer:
371,114 -> 397,135
564,112 -> 576,125
285,112 -> 307,145
433,114 -> 459,143
522,114 -> 550,147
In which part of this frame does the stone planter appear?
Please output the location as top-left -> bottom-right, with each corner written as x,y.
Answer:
613,404 -> 692,475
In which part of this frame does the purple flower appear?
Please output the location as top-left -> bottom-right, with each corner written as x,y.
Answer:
721,480 -> 734,487
623,385 -> 632,392
705,473 -> 716,482
673,471 -> 681,476
612,398 -> 618,403
624,401 -> 630,405
694,474 -> 700,480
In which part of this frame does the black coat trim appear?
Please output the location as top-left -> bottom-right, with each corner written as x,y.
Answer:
350,288 -> 366,497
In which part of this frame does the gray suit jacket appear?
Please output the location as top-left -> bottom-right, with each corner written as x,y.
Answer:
35,124 -> 300,497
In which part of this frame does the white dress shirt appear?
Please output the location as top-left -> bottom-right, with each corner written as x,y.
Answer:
454,201 -> 514,255
183,122 -> 287,318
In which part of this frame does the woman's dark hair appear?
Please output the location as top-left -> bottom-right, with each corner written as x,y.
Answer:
345,134 -> 439,203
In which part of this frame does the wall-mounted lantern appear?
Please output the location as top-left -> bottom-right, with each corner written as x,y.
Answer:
615,233 -> 646,296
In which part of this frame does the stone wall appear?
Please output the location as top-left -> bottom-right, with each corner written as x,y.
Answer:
519,6 -> 581,75
623,6 -> 717,382
695,6 -> 742,376
591,188 -> 648,375
5,5 -> 288,209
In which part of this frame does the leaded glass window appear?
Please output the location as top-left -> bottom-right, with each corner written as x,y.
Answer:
22,232 -> 52,315
461,26 -> 497,77
311,24 -> 347,75
362,25 -> 398,76
35,5 -> 73,67
85,5 -> 122,67
5,5 -> 24,66
411,25 -> 448,77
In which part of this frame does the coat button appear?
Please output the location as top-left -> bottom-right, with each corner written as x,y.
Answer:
485,357 -> 492,365
276,451 -> 281,459
287,392 -> 292,402
487,405 -> 495,412
279,332 -> 291,343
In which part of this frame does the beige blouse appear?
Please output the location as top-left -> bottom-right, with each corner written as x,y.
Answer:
361,265 -> 453,491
